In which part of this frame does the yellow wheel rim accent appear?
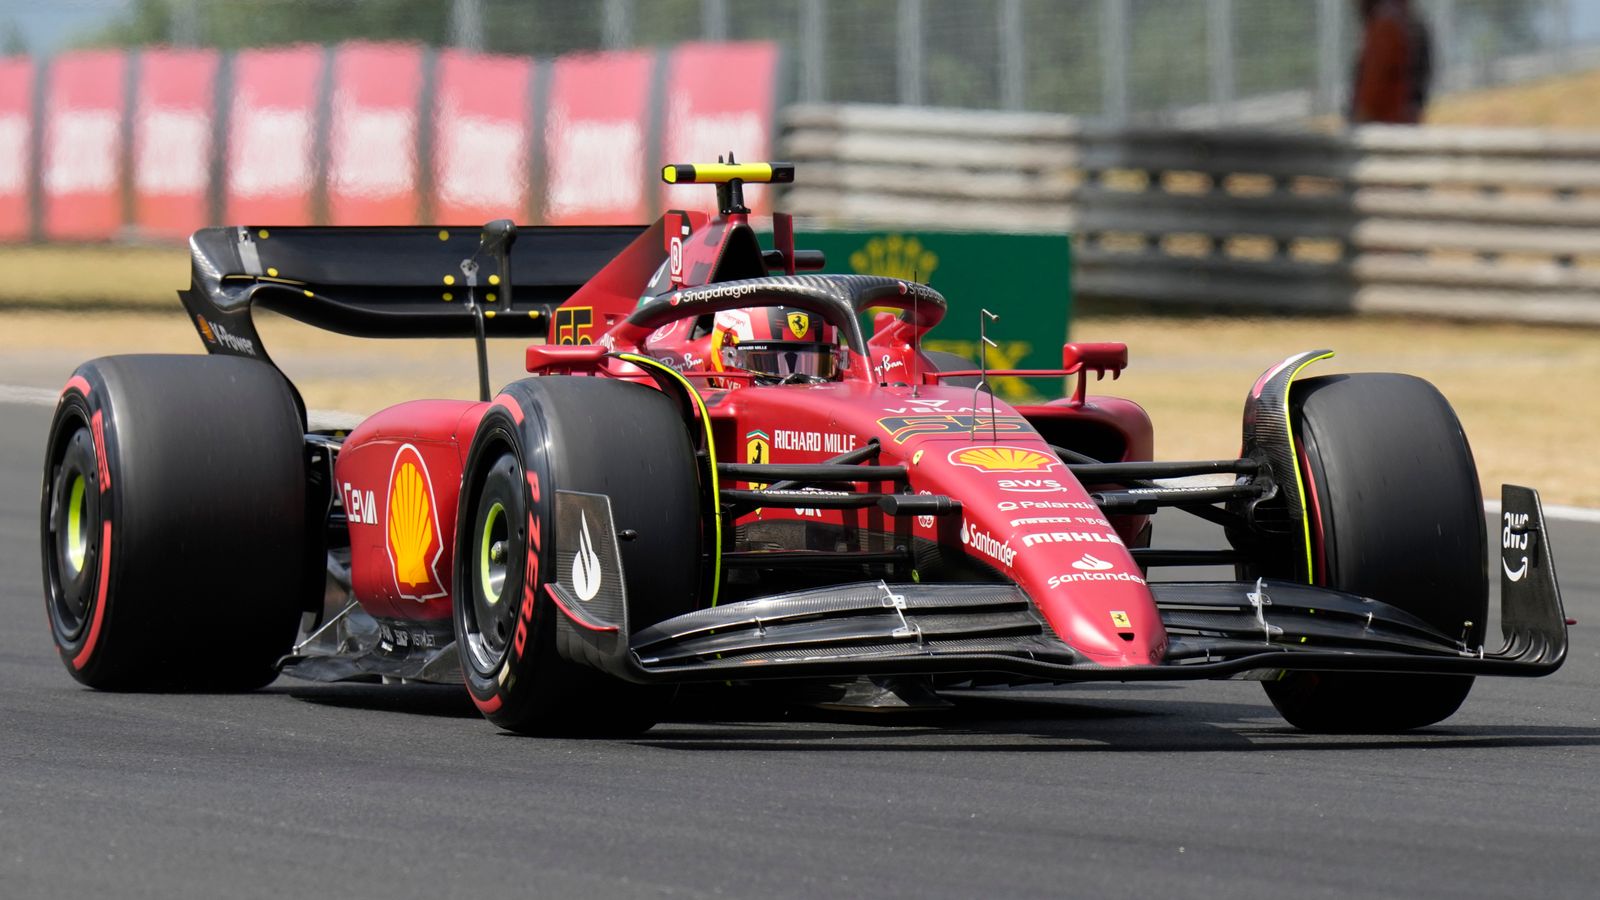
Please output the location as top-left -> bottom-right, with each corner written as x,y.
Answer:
65,473 -> 87,574
479,501 -> 505,605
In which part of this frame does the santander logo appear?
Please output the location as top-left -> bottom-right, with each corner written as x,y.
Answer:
1073,554 -> 1115,571
1047,552 -> 1146,589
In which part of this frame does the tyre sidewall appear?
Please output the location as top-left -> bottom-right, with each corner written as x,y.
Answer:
41,375 -> 122,682
454,404 -> 556,723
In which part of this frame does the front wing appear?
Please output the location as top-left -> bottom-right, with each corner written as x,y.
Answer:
588,485 -> 1568,685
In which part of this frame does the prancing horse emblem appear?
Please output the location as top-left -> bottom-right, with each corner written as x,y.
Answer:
786,311 -> 809,339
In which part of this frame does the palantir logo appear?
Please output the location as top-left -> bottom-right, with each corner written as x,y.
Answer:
572,511 -> 603,602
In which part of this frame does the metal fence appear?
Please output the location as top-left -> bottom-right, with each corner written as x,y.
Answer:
782,104 -> 1600,324
5,0 -> 1600,123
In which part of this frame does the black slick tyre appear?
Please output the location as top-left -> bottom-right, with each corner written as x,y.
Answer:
1262,373 -> 1486,732
454,376 -> 702,736
41,355 -> 309,690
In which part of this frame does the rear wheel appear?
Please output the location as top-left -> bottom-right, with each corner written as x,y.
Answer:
1261,373 -> 1486,732
41,355 -> 309,690
454,377 -> 702,735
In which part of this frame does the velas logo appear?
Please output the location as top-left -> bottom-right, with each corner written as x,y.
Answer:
786,311 -> 810,339
876,414 -> 1029,444
571,511 -> 602,602
947,446 -> 1059,473
385,443 -> 447,602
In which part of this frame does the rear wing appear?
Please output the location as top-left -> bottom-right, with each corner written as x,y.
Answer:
178,223 -> 655,364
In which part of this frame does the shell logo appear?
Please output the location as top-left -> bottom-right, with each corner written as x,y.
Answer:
947,446 -> 1059,473
385,443 -> 447,602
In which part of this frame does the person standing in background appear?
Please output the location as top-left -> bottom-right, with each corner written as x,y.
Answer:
1351,0 -> 1433,123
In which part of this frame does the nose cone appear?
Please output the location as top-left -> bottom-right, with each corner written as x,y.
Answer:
955,482 -> 1168,667
1022,552 -> 1168,667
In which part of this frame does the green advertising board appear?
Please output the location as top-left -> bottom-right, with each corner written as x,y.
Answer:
796,230 -> 1072,403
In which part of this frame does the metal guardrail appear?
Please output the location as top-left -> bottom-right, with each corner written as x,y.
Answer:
782,104 -> 1600,324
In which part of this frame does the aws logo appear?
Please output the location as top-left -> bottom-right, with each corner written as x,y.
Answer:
386,443 -> 447,603
947,446 -> 1059,473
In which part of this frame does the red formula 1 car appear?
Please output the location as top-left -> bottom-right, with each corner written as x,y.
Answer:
40,161 -> 1568,734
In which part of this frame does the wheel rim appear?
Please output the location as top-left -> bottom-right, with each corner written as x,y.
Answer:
64,474 -> 88,575
479,501 -> 506,606
46,423 -> 98,641
462,454 -> 523,676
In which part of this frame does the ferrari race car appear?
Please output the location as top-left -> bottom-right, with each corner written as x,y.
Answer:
41,161 -> 1569,735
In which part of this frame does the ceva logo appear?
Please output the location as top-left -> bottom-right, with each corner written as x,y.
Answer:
386,443 -> 447,603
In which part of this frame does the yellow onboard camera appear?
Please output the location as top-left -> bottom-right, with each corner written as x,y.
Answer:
660,162 -> 795,185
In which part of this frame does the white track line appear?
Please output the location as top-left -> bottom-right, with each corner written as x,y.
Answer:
6,382 -> 1600,524
1484,499 -> 1600,525
1,383 -> 363,431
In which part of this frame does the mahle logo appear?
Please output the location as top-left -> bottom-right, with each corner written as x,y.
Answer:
849,234 -> 939,283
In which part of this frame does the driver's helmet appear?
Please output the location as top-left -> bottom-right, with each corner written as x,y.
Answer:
645,306 -> 843,385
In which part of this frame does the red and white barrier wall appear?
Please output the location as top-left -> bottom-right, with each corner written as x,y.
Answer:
0,40 -> 779,241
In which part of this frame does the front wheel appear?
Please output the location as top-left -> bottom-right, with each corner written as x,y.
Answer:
453,377 -> 703,735
1261,373 -> 1487,732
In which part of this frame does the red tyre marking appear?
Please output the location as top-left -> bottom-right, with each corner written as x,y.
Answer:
90,410 -> 110,492
493,394 -> 524,424
470,687 -> 502,714
71,520 -> 112,670
62,375 -> 91,400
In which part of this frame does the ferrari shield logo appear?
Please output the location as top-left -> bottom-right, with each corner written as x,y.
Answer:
1110,610 -> 1131,629
744,431 -> 770,497
745,430 -> 770,465
786,312 -> 810,339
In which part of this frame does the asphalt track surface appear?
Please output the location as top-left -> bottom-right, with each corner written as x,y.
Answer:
2,396 -> 1598,899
